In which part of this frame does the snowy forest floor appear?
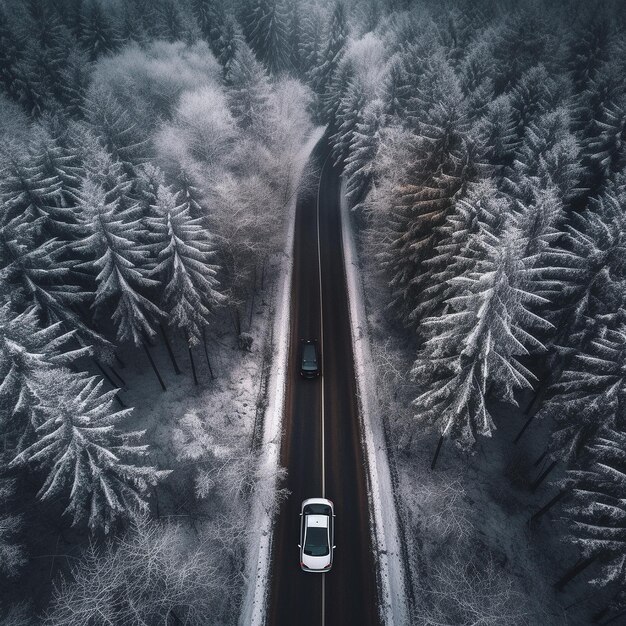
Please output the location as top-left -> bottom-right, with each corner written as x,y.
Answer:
2,271 -> 277,622
350,213 -> 609,625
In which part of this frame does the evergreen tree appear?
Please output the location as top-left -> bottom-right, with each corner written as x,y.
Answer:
312,1 -> 348,116
0,226 -> 105,351
10,368 -> 166,533
543,323 -> 626,464
80,0 -> 119,61
330,78 -> 367,168
411,179 -> 509,321
538,189 -> 626,350
381,58 -> 486,324
246,0 -> 290,75
0,303 -> 89,452
73,178 -> 162,346
412,226 -> 551,448
476,94 -> 518,173
508,64 -> 561,143
211,13 -> 244,74
0,7 -> 22,100
344,98 -> 385,211
560,424 -> 626,588
0,478 -> 26,578
147,186 -> 223,344
299,6 -> 324,84
0,149 -> 63,235
224,43 -> 272,134
82,86 -> 151,176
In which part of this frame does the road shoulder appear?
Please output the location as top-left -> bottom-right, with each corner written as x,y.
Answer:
339,177 -> 411,626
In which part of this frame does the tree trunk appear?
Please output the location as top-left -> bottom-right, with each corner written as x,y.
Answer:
530,460 -> 558,492
93,358 -> 119,389
232,306 -> 241,336
249,289 -> 256,329
430,434 -> 445,470
513,407 -> 540,444
530,490 -> 568,524
202,327 -> 216,380
160,324 -> 181,375
109,365 -> 127,388
186,333 -> 198,386
143,341 -> 167,391
554,555 -> 597,591
533,447 -> 549,467
93,359 -> 126,407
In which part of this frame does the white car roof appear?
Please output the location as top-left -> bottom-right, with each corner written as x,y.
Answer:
306,514 -> 328,528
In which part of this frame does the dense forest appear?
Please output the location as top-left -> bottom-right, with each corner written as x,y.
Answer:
1,0 -> 626,623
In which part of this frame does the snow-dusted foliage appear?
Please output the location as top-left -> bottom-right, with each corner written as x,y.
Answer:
73,178 -> 162,346
46,517 -> 227,625
10,370 -> 166,533
412,226 -> 551,447
147,185 -> 223,343
0,304 -> 89,452
561,425 -> 626,588
542,324 -> 626,463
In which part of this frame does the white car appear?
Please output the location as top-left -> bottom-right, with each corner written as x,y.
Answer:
299,498 -> 335,572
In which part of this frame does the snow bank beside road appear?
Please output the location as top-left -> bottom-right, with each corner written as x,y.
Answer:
339,178 -> 410,626
240,126 -> 325,626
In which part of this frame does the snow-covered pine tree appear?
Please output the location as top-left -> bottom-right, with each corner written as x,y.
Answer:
224,43 -> 272,135
560,424 -> 626,588
147,186 -> 222,344
79,0 -> 119,61
0,223 -> 105,353
245,0 -> 290,75
191,0 -> 225,47
583,95 -> 626,193
567,15 -> 615,95
173,168 -> 206,220
490,10 -> 558,93
299,5 -> 324,85
0,6 -> 22,101
476,94 -> 518,174
211,12 -> 244,74
380,57 -> 486,324
537,188 -> 626,350
542,322 -> 626,464
504,107 -> 583,208
0,479 -> 25,578
286,0 -> 303,75
82,85 -> 150,176
10,368 -> 167,533
508,65 -> 561,144
311,1 -> 348,118
330,78 -> 367,168
154,0 -> 185,43
73,178 -> 162,345
75,124 -> 134,207
410,179 -> 509,321
344,98 -> 385,211
412,225 -> 551,449
0,149 -> 63,236
0,302 -> 90,452
31,119 -> 84,213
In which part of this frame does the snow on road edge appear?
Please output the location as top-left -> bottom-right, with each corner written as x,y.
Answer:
340,177 -> 410,626
240,126 -> 326,626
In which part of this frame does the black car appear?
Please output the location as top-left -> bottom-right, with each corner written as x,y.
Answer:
299,339 -> 320,378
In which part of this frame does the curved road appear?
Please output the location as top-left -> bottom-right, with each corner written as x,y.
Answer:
267,139 -> 379,626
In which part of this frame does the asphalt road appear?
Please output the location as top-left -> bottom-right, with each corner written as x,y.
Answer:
267,139 -> 379,626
